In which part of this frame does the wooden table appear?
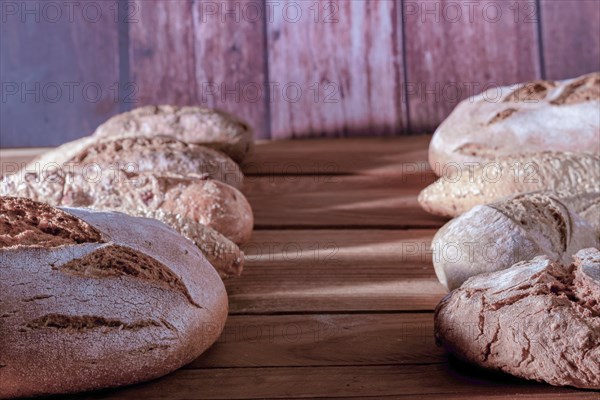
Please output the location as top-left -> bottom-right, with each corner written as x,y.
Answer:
2,137 -> 597,399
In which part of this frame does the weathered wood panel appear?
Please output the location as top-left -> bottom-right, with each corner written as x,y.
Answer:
192,0 -> 269,138
0,1 -> 120,147
540,0 -> 600,80
403,0 -> 542,133
266,0 -> 406,138
129,0 -> 197,105
129,0 -> 269,138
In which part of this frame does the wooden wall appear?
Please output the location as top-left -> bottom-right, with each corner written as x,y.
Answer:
1,0 -> 599,147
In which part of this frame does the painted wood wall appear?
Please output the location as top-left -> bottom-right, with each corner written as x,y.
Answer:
1,0 -> 599,147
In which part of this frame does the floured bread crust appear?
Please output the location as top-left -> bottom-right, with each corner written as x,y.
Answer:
429,72 -> 600,171
435,248 -> 600,389
0,197 -> 228,397
93,105 -> 254,163
432,193 -> 599,290
0,171 -> 253,245
418,152 -> 600,218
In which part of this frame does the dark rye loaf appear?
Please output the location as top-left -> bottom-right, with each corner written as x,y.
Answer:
0,197 -> 228,397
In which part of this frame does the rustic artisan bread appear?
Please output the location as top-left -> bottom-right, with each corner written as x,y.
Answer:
418,152 -> 600,218
0,171 -> 253,245
155,210 -> 243,277
28,136 -> 244,190
0,197 -> 228,397
429,72 -> 600,172
93,105 -> 254,163
435,248 -> 600,389
432,193 -> 599,290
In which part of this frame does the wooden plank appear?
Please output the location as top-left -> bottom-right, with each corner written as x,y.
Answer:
129,0 -> 197,105
228,230 -> 445,314
245,175 -> 446,229
192,0 -> 269,139
69,364 -> 592,399
540,0 -> 600,80
190,313 -> 442,368
403,0 -> 541,132
242,135 -> 432,175
129,0 -> 268,139
266,0 -> 406,139
0,1 -> 121,147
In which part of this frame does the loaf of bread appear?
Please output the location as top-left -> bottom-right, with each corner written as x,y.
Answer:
0,171 -> 253,245
26,136 -> 244,190
418,152 -> 600,218
429,72 -> 600,172
154,210 -> 243,277
432,193 -> 599,290
435,248 -> 600,389
93,105 -> 254,163
0,197 -> 228,397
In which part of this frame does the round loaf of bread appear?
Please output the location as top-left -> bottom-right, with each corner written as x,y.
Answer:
0,197 -> 228,397
93,105 -> 254,163
432,193 -> 600,290
0,171 -> 254,245
435,248 -> 600,389
429,72 -> 600,173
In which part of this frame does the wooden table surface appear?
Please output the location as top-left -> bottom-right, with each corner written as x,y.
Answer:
2,137 -> 598,399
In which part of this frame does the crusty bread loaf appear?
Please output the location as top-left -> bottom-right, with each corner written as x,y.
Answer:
0,197 -> 228,397
0,171 -> 253,245
28,136 -> 244,190
418,152 -> 600,218
432,193 -> 600,290
435,248 -> 600,389
93,105 -> 254,163
154,210 -> 243,277
429,72 -> 600,172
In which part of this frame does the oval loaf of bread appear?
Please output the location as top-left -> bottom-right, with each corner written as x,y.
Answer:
435,248 -> 600,389
0,171 -> 253,245
429,72 -> 600,172
93,105 -> 254,163
153,210 -> 244,277
418,152 -> 600,218
432,193 -> 600,290
26,136 -> 244,190
0,197 -> 228,397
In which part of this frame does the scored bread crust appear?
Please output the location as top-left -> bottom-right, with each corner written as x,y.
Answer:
0,197 -> 228,398
93,105 -> 254,163
0,171 -> 254,245
429,72 -> 600,172
434,248 -> 600,389
418,152 -> 600,218
432,193 -> 600,290
26,136 -> 244,190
